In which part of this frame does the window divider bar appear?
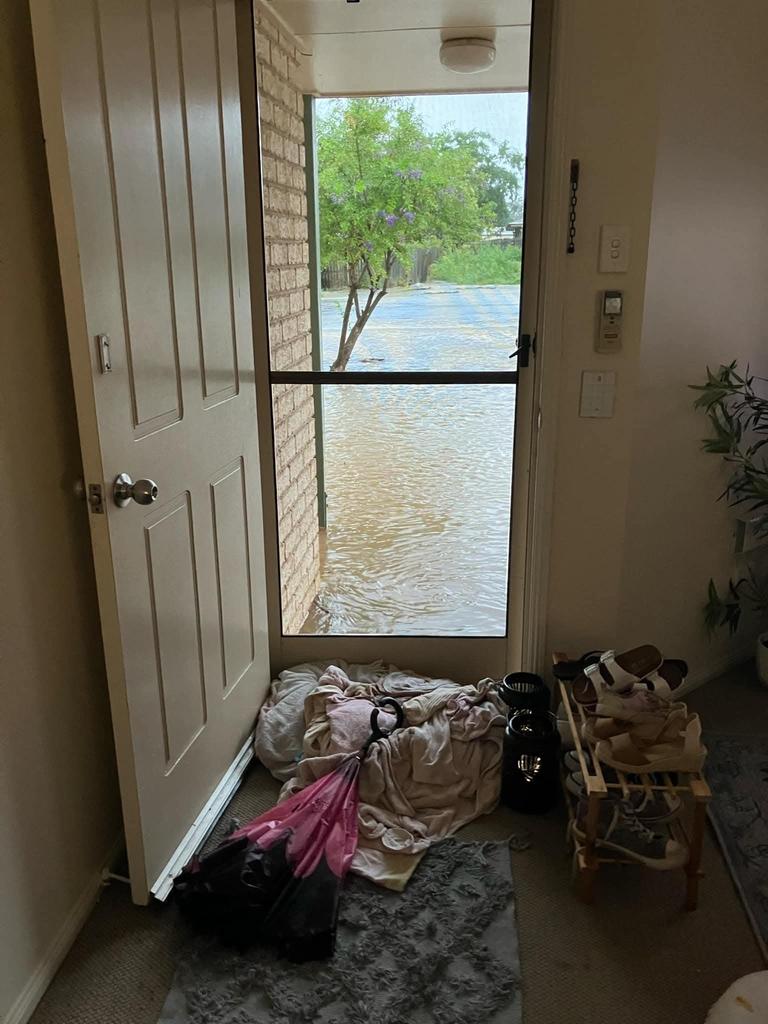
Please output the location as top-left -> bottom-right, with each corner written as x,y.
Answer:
269,371 -> 520,385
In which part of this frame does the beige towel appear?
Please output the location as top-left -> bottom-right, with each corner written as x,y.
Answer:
281,665 -> 505,889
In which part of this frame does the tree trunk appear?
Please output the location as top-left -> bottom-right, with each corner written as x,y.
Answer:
330,256 -> 392,371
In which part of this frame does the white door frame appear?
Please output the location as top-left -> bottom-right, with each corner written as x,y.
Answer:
245,0 -> 568,682
516,0 -> 571,677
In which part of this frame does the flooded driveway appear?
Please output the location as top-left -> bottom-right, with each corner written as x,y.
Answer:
301,284 -> 519,636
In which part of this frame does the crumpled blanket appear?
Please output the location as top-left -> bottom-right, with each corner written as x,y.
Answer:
254,660 -> 389,781
255,661 -> 505,889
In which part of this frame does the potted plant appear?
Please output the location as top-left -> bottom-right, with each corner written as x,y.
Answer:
691,362 -> 768,683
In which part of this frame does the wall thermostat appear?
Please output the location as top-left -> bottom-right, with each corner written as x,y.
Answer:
596,290 -> 623,353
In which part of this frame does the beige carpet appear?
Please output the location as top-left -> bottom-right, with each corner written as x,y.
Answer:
30,663 -> 765,1024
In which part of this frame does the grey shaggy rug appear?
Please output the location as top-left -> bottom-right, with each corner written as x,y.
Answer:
157,840 -> 521,1024
706,733 -> 768,960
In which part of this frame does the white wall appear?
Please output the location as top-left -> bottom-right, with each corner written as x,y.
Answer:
617,0 -> 768,675
544,0 -> 665,655
545,0 -> 768,680
0,4 -> 122,1021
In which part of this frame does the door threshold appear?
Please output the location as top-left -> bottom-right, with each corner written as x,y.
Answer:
150,733 -> 255,901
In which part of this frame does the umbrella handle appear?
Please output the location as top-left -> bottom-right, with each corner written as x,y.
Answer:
367,698 -> 405,743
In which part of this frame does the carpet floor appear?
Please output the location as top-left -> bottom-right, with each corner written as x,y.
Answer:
29,662 -> 766,1024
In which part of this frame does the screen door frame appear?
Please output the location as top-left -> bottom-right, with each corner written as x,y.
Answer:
242,0 -> 557,682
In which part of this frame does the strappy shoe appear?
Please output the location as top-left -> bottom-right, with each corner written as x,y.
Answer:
582,701 -> 689,745
595,712 -> 706,774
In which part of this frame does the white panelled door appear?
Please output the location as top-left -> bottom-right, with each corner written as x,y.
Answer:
31,0 -> 270,903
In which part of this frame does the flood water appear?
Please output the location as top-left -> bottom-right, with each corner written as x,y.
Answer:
300,284 -> 520,636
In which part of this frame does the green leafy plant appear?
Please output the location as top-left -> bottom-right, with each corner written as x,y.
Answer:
691,362 -> 768,633
446,129 -> 525,225
430,243 -> 522,286
317,98 -> 521,370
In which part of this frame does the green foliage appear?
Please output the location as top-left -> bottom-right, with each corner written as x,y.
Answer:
704,572 -> 768,635
691,362 -> 768,633
446,130 -> 525,225
317,98 -> 496,283
430,244 -> 522,285
316,97 -> 523,368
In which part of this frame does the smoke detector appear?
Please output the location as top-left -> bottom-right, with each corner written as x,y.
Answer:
439,37 -> 496,74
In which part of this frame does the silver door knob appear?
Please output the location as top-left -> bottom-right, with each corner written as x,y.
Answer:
113,473 -> 159,508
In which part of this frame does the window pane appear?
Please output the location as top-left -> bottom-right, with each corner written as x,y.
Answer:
272,383 -> 515,636
319,285 -> 520,373
261,91 -> 527,374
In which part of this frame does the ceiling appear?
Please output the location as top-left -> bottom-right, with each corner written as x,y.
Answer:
261,0 -> 532,95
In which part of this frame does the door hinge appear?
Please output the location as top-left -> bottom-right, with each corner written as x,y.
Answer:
88,483 -> 105,514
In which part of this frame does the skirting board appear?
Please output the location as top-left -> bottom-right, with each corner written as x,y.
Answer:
4,834 -> 123,1024
150,732 -> 255,901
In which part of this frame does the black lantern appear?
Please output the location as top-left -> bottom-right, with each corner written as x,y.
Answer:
497,672 -> 550,717
501,709 -> 561,813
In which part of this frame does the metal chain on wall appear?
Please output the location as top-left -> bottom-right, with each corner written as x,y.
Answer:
567,159 -> 579,254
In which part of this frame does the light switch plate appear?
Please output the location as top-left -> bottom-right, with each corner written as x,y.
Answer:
599,224 -> 630,272
580,370 -> 616,418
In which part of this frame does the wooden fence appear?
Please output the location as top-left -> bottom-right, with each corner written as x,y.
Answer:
320,247 -> 441,291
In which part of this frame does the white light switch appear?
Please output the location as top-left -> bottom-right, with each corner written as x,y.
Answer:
599,224 -> 630,272
580,370 -> 616,418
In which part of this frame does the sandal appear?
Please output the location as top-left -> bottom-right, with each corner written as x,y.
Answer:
553,651 -> 603,682
593,687 -> 670,721
643,658 -> 688,699
573,647 -> 692,704
595,712 -> 706,774
572,646 -> 662,705
583,702 -> 689,746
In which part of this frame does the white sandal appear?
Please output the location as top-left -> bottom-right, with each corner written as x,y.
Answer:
595,711 -> 706,774
582,645 -> 663,696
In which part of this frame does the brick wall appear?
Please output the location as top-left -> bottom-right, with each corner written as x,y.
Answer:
255,9 -> 320,634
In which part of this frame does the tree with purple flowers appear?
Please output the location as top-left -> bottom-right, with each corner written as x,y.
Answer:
317,98 -> 495,371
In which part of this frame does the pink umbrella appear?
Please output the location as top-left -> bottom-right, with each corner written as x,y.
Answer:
175,698 -> 403,962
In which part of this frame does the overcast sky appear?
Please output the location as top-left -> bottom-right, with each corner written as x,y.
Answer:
316,91 -> 529,156
405,92 -> 528,154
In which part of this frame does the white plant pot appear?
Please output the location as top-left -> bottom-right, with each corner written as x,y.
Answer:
758,632 -> 768,687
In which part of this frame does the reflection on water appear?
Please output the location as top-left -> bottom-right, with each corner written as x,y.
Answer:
300,283 -> 520,636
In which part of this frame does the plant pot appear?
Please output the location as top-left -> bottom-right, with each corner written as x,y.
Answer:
757,632 -> 768,687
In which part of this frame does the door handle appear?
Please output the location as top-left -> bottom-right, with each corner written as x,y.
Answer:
113,473 -> 159,508
509,333 -> 535,368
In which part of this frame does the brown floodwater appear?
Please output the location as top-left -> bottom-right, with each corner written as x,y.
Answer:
300,283 -> 520,636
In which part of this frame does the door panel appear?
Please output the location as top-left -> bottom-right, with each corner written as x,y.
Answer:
144,493 -> 207,768
31,0 -> 270,901
99,1 -> 183,432
211,459 -> 256,692
180,1 -> 239,404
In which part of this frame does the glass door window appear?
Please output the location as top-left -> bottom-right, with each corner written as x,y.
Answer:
266,91 -> 529,638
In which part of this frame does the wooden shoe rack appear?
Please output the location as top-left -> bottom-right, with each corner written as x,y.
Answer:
555,653 -> 711,909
